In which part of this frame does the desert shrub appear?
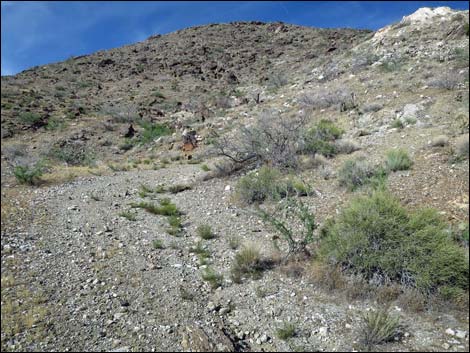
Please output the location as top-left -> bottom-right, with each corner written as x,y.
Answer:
119,211 -> 137,221
362,102 -> 383,113
334,139 -> 361,154
302,119 -> 344,157
310,262 -> 346,292
152,239 -> 164,249
429,135 -> 449,147
379,59 -> 402,72
385,149 -> 412,171
196,224 -> 215,240
359,308 -> 401,349
49,142 -> 95,166
257,197 -> 317,260
298,88 -> 356,111
390,119 -> 404,129
428,72 -> 461,90
18,111 -> 42,125
138,122 -> 172,145
267,73 -> 288,89
337,157 -> 386,191
168,184 -> 192,194
276,323 -> 296,340
319,191 -> 469,293
214,110 -> 306,169
455,134 -> 469,158
235,166 -> 283,204
350,53 -> 380,72
230,243 -> 265,282
14,162 -> 44,185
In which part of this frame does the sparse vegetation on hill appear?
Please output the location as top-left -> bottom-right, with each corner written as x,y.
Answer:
1,6 -> 469,353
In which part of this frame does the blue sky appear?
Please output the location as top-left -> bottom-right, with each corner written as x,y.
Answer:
1,1 -> 469,76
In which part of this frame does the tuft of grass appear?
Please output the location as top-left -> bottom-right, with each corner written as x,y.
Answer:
230,243 -> 265,283
168,184 -> 192,194
18,111 -> 42,125
179,286 -> 194,301
139,184 -> 155,198
131,198 -> 180,216
360,309 -> 400,348
385,149 -> 412,172
119,211 -> 137,221
201,267 -> 223,289
152,239 -> 164,249
197,224 -> 215,240
228,236 -> 240,250
319,191 -> 469,293
190,241 -> 211,265
201,164 -> 211,172
390,119 -> 404,129
167,215 -> 183,236
276,323 -> 296,340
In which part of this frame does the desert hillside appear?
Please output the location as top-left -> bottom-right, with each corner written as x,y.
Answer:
1,6 -> 469,352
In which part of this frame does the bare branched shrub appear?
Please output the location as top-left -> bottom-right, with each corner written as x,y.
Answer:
213,110 -> 306,170
428,71 -> 462,90
299,88 -> 357,112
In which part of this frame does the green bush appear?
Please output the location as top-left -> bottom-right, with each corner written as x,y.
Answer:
319,191 -> 469,293
138,122 -> 172,145
337,157 -> 386,191
303,119 -> 343,157
18,111 -> 42,125
14,162 -> 44,185
235,166 -> 283,204
257,198 -> 317,259
131,198 -> 180,216
385,149 -> 412,171
49,143 -> 95,166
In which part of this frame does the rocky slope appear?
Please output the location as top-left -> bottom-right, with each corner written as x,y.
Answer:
1,6 -> 469,353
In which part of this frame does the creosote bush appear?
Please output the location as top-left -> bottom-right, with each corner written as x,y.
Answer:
257,198 -> 317,260
319,191 -> 469,294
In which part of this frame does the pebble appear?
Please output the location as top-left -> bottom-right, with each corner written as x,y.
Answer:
445,328 -> 456,336
455,330 -> 467,339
